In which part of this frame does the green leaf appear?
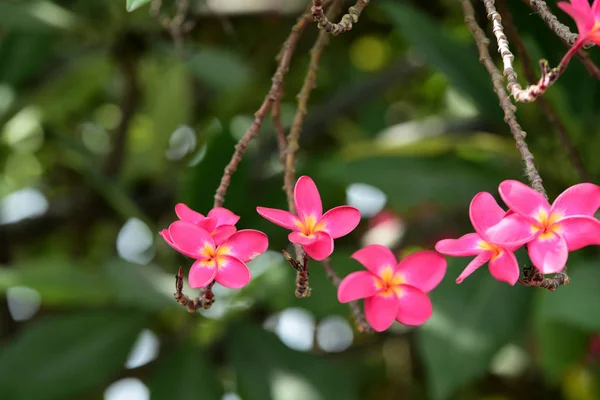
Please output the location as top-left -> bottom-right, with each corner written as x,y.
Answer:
383,2 -> 501,121
417,258 -> 532,400
536,322 -> 589,382
537,260 -> 600,331
188,48 -> 252,91
126,0 -> 151,12
0,312 -> 147,400
228,324 -> 359,400
149,341 -> 224,399
0,2 -> 76,31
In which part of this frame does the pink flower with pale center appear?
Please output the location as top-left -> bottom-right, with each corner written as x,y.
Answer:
160,203 -> 239,246
337,245 -> 446,332
256,176 -> 361,261
558,0 -> 600,47
435,192 -> 532,285
162,221 -> 268,289
483,180 -> 600,274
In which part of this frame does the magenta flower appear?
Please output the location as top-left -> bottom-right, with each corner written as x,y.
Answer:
558,0 -> 600,47
256,176 -> 361,261
161,221 -> 268,289
337,245 -> 446,332
160,203 -> 239,246
484,180 -> 600,274
435,192 -> 532,285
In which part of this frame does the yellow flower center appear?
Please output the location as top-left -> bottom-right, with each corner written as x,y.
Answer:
478,240 -> 503,261
374,266 -> 405,297
531,208 -> 564,241
294,215 -> 326,238
198,243 -> 230,268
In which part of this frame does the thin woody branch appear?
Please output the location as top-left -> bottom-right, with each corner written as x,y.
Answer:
519,265 -> 570,291
311,0 -> 369,36
174,267 -> 215,311
283,250 -> 312,297
213,11 -> 313,207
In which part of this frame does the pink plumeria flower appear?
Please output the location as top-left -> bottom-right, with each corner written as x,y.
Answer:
162,221 -> 268,289
558,0 -> 600,66
256,176 -> 360,261
337,245 -> 446,332
435,192 -> 531,285
483,180 -> 600,274
160,203 -> 239,246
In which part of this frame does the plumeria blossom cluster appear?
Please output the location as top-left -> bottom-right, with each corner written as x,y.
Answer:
436,180 -> 600,285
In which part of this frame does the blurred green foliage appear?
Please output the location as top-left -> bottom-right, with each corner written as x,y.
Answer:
2,0 -> 600,399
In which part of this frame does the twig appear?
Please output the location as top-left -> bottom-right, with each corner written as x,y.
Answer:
518,265 -> 570,291
322,259 -> 373,333
497,0 -> 590,182
213,11 -> 313,208
311,0 -> 369,36
461,0 -> 547,198
174,267 -> 216,311
283,250 -> 311,297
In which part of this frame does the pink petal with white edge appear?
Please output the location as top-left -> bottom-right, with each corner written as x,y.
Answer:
483,214 -> 539,247
559,216 -> 600,251
488,249 -> 520,285
256,207 -> 300,230
188,260 -> 217,288
456,251 -> 493,283
396,285 -> 433,326
168,221 -> 215,258
364,293 -> 400,332
395,250 -> 447,293
351,244 -> 398,275
196,216 -> 218,234
221,229 -> 269,263
337,271 -> 379,303
469,192 -> 506,238
319,206 -> 361,239
175,203 -> 204,224
294,176 -> 323,220
551,183 -> 600,217
159,229 -> 174,246
302,231 -> 334,261
435,233 -> 484,256
212,225 -> 237,246
215,255 -> 251,289
208,207 -> 240,226
289,231 -> 316,245
528,232 -> 568,274
499,180 -> 551,219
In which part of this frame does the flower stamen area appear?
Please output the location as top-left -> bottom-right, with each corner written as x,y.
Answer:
295,215 -> 325,237
478,240 -> 503,260
533,208 -> 564,240
198,243 -> 229,268
374,266 -> 405,297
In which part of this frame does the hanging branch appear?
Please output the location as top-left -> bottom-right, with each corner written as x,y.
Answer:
311,0 -> 369,36
213,11 -> 313,207
497,0 -> 590,182
174,267 -> 215,311
461,0 -> 569,290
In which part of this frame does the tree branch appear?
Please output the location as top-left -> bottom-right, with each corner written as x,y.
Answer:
311,0 -> 369,36
173,267 -> 215,311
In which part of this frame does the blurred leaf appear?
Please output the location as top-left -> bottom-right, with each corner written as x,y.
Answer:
228,324 -> 359,400
149,341 -> 223,399
417,258 -> 532,400
537,260 -> 600,331
126,0 -> 151,12
536,322 -> 589,382
188,48 -> 252,91
0,2 -> 76,31
383,2 -> 501,121
0,32 -> 55,88
0,311 -> 147,400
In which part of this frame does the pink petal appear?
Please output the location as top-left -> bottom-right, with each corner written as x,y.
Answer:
196,216 -> 218,234
593,0 -> 600,14
558,2 -> 595,33
483,214 -> 540,247
434,233 -> 484,256
289,231 -> 316,245
188,260 -> 217,288
395,285 -> 433,326
527,233 -> 568,274
469,192 -> 506,237
175,203 -> 204,224
208,207 -> 240,226
364,293 -> 400,332
551,183 -> 600,217
212,225 -> 237,246
351,244 -> 398,275
256,207 -> 300,231
168,221 -> 215,258
302,231 -> 334,261
498,180 -> 551,220
294,176 -> 323,220
395,250 -> 447,293
159,229 -> 174,247
337,271 -> 379,302
456,251 -> 493,283
221,229 -> 269,263
559,216 -> 600,251
319,206 -> 361,239
215,255 -> 251,289
488,249 -> 520,285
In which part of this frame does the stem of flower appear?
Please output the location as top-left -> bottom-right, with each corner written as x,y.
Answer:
174,267 -> 216,311
311,0 -> 369,36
